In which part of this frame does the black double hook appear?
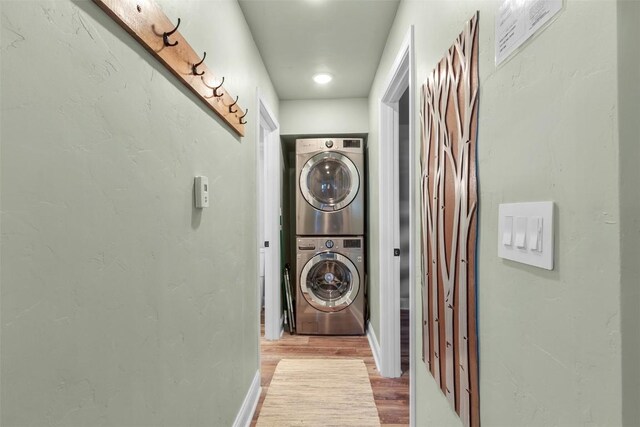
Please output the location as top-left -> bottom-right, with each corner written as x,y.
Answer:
201,76 -> 224,98
239,109 -> 248,125
192,52 -> 206,76
228,96 -> 239,113
163,18 -> 180,47
213,76 -> 224,97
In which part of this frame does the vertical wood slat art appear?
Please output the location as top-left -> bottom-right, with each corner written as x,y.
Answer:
420,12 -> 480,427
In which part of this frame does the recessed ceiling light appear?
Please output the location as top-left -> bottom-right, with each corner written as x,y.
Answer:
313,73 -> 333,84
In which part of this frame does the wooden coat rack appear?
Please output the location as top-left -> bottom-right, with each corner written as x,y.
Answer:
93,0 -> 247,136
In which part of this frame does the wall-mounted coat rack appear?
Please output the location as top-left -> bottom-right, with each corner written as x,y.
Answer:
92,0 -> 246,136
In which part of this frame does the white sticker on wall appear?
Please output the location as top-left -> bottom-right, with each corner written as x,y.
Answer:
495,0 -> 563,66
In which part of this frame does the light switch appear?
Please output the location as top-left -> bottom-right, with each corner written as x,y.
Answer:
497,202 -> 554,270
528,217 -> 543,252
502,216 -> 513,246
515,217 -> 527,249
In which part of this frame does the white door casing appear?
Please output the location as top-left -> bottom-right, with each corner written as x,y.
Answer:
377,26 -> 416,426
256,90 -> 281,342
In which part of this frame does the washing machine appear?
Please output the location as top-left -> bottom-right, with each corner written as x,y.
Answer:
296,138 -> 364,236
296,236 -> 365,335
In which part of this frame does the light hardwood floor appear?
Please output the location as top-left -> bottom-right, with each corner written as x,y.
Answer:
251,320 -> 410,426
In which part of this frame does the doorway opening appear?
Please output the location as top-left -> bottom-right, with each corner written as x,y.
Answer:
398,88 -> 410,374
377,26 -> 416,424
256,92 -> 281,342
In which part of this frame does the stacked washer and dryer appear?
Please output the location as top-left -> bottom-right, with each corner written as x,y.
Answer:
295,138 -> 366,335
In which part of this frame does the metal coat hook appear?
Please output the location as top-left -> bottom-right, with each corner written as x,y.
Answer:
163,18 -> 180,47
201,76 -> 225,99
192,52 -> 206,76
239,109 -> 248,125
213,77 -> 224,97
228,96 -> 238,113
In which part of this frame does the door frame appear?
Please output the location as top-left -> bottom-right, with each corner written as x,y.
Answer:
255,89 -> 282,341
377,26 -> 416,423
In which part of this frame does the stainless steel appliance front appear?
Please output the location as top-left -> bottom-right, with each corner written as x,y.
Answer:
296,138 -> 364,236
296,236 -> 365,335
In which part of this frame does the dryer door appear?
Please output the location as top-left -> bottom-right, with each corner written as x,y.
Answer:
300,252 -> 360,312
299,152 -> 359,211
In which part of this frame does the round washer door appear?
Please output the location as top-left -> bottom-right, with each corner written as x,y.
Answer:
300,252 -> 360,313
299,152 -> 359,211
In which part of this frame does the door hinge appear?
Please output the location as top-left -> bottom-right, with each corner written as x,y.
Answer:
394,248 -> 400,256
264,241 -> 270,248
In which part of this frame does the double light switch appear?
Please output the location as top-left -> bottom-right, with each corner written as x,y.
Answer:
498,202 -> 554,270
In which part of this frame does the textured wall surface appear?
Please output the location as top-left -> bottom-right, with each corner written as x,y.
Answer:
0,0 -> 278,425
368,0 -> 624,425
279,98 -> 369,135
618,1 -> 640,425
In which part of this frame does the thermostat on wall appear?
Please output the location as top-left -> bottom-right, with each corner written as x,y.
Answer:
195,176 -> 209,208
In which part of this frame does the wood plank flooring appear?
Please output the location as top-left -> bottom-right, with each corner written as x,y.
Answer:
251,323 -> 410,426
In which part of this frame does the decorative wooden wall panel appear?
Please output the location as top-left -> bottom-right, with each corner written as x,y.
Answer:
420,12 -> 480,427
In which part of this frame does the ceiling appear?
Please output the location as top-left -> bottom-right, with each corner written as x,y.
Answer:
238,0 -> 400,100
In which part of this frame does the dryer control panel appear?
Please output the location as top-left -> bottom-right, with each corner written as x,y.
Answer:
295,138 -> 364,154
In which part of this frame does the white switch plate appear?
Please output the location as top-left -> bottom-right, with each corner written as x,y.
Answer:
498,202 -> 554,270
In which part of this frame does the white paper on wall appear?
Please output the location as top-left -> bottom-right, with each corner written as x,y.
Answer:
495,0 -> 562,65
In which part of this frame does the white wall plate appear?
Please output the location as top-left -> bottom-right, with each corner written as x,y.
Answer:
498,201 -> 554,270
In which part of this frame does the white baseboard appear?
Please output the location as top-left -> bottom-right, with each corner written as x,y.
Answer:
232,369 -> 261,427
366,321 -> 382,374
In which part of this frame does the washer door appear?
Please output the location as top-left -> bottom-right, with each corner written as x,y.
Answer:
299,152 -> 359,211
300,252 -> 360,313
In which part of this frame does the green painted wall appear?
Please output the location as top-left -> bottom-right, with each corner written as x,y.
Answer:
368,0 -> 628,425
618,1 -> 640,425
279,98 -> 369,135
0,0 -> 278,425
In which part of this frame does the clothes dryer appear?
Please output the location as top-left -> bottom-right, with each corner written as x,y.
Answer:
296,236 -> 365,335
296,138 -> 364,236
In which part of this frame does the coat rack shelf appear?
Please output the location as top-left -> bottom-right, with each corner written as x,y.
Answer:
93,0 -> 246,137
